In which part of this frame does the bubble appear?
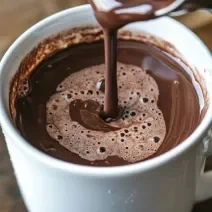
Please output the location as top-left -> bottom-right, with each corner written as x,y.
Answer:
66,94 -> 72,99
130,112 -> 136,117
87,90 -> 93,95
173,80 -> 179,85
143,98 -> 148,103
57,135 -> 63,140
99,147 -> 106,153
153,137 -> 160,143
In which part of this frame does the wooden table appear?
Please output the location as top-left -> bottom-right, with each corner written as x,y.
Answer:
0,1 -> 212,211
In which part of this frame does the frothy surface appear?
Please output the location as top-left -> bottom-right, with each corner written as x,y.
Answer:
46,63 -> 166,162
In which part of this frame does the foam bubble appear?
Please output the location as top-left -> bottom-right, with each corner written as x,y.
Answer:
18,79 -> 30,97
46,63 -> 166,162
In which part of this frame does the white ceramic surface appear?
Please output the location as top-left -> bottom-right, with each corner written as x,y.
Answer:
0,5 -> 212,212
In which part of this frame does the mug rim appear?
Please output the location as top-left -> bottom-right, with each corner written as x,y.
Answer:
0,4 -> 212,177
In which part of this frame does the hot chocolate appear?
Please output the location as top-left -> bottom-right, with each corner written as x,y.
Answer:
9,0 -> 206,167
10,28 -> 204,166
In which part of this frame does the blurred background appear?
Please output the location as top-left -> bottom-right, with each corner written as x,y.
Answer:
0,0 -> 212,211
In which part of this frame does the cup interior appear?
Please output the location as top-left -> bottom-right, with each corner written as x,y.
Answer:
0,5 -> 212,174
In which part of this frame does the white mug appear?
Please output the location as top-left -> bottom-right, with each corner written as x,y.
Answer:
0,5 -> 212,212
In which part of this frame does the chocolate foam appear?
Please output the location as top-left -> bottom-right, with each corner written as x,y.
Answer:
46,63 -> 166,162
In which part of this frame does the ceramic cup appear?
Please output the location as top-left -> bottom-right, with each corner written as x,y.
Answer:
0,4 -> 212,212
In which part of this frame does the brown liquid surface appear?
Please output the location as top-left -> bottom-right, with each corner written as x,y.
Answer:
15,40 -> 202,166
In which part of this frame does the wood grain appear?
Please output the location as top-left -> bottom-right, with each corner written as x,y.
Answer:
0,1 -> 212,211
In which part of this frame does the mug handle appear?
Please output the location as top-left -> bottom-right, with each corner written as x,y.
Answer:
196,128 -> 212,202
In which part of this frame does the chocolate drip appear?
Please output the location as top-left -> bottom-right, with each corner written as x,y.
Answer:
103,29 -> 119,118
88,0 -> 175,118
